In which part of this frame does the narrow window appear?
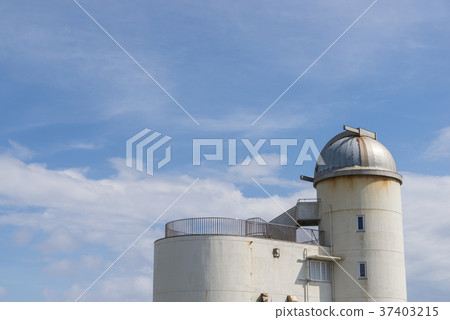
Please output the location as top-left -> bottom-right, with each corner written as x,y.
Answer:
310,260 -> 320,280
309,260 -> 332,282
356,216 -> 365,232
358,262 -> 367,279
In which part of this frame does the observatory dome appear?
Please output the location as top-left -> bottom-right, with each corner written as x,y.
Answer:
313,126 -> 402,186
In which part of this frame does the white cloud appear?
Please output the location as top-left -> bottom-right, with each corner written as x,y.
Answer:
0,154 -> 304,231
1,155 -> 449,301
43,255 -> 105,276
38,228 -> 80,254
401,172 -> 450,299
0,153 -> 306,300
63,275 -> 153,302
424,127 -> 450,160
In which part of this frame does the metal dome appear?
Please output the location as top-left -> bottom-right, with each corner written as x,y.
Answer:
313,126 -> 402,186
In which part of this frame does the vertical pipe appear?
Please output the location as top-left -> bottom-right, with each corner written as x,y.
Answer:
306,259 -> 309,302
329,204 -> 335,302
329,204 -> 333,254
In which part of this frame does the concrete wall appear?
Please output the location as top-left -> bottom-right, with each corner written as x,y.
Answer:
154,235 -> 332,302
269,202 -> 320,227
296,201 -> 320,221
317,175 -> 407,302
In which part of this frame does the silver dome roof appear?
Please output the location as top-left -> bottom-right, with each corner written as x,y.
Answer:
313,126 -> 402,186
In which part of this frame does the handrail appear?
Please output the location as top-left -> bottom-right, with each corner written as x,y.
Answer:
297,198 -> 319,203
165,217 -> 324,244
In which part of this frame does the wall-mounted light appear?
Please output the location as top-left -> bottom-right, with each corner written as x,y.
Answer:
273,248 -> 280,258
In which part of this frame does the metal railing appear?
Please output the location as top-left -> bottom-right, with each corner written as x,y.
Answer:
297,198 -> 319,203
165,217 -> 324,244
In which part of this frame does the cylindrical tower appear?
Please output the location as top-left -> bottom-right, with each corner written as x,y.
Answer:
314,126 -> 407,302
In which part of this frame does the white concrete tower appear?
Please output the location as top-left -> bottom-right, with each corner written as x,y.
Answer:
314,126 -> 407,302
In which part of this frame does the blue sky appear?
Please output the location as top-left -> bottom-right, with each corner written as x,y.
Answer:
0,0 -> 449,301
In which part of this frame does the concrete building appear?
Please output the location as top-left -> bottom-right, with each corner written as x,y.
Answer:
153,126 -> 407,302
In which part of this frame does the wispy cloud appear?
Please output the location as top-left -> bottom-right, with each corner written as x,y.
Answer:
197,109 -> 310,133
7,140 -> 34,160
0,1 -> 183,127
13,229 -> 34,246
59,142 -> 102,151
38,228 -> 80,254
0,286 -> 7,299
424,127 -> 450,160
43,255 -> 106,277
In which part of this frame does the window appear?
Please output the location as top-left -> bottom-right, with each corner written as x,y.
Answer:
358,262 -> 367,279
309,260 -> 332,282
356,216 -> 365,232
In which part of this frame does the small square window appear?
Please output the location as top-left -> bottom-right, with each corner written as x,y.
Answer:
356,216 -> 365,232
358,262 -> 367,279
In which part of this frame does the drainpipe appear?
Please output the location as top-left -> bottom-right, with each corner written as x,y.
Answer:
304,248 -> 309,302
329,204 -> 333,254
329,204 -> 335,302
